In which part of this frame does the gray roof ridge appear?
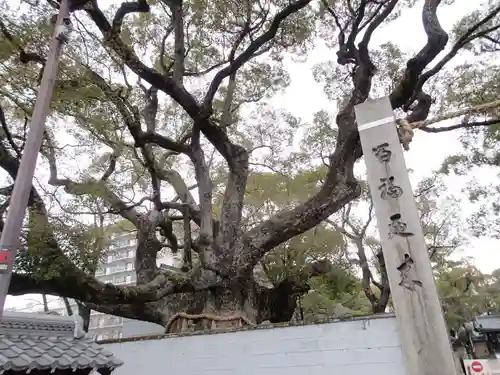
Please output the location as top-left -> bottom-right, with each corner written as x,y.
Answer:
0,311 -> 74,335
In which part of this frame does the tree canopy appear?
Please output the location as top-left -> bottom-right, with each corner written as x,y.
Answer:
1,0 -> 499,332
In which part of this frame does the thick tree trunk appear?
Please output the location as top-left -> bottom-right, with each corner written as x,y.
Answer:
158,279 -> 258,333
163,289 -> 258,333
63,297 -> 73,316
77,301 -> 92,332
153,277 -> 302,333
42,294 -> 49,312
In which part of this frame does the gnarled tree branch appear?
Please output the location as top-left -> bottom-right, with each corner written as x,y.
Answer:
389,0 -> 449,109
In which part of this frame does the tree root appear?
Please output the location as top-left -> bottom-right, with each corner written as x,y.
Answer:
165,312 -> 256,333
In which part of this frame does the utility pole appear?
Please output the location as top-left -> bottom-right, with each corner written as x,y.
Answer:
354,96 -> 458,375
0,0 -> 70,316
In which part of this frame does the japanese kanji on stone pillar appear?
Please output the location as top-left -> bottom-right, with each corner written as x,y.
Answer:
354,97 -> 458,375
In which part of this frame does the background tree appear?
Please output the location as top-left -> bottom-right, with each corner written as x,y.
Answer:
242,169 -> 370,322
322,171 -> 466,315
0,0 -> 498,333
425,2 -> 500,239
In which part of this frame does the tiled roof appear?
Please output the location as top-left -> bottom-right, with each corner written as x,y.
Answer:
475,314 -> 500,332
0,311 -> 74,335
0,312 -> 123,373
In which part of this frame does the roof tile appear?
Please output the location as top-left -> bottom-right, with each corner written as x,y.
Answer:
0,334 -> 123,372
2,349 -> 18,358
36,354 -> 56,368
10,355 -> 30,368
0,312 -> 121,372
13,341 -> 31,350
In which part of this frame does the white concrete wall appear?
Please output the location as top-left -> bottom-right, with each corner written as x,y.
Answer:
103,314 -> 408,375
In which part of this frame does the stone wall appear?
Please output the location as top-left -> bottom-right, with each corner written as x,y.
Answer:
101,314 -> 408,375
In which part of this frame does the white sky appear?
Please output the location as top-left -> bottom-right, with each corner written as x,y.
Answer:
5,0 -> 500,310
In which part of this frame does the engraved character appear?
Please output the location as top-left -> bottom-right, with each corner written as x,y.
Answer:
379,176 -> 403,199
388,213 -> 414,239
372,142 -> 392,163
397,254 -> 422,291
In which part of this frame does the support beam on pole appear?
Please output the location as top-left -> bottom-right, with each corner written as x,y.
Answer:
0,0 -> 70,316
354,97 -> 457,375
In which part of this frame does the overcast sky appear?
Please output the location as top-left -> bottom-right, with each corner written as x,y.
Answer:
267,0 -> 500,273
5,0 -> 499,310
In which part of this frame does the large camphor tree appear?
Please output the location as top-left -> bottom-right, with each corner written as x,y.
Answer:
1,0 -> 499,332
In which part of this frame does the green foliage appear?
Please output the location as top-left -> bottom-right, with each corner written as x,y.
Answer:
244,168 -> 326,211
313,42 -> 408,105
263,225 -> 344,282
244,168 -> 345,275
432,6 -> 500,239
302,272 -> 372,322
435,260 -> 500,329
242,167 -> 370,317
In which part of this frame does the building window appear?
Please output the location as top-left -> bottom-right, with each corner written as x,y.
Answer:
127,249 -> 134,258
90,318 -> 96,328
125,275 -> 132,284
117,238 -> 128,248
102,316 -> 123,326
126,262 -> 133,270
107,255 -> 113,263
96,317 -> 106,328
115,264 -> 125,272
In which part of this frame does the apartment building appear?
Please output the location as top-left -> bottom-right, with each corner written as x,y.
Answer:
53,230 -> 182,340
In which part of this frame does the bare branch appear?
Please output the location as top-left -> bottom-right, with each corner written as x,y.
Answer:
360,198 -> 374,236
160,0 -> 185,84
221,73 -> 237,127
182,205 -> 192,271
374,250 -> 390,312
411,3 -> 500,100
359,0 -> 399,49
390,0 -> 449,108
159,25 -> 175,75
203,0 -> 313,110
0,119 -> 203,307
82,300 -> 164,326
111,0 -> 150,35
325,217 -> 356,240
354,239 -> 379,308
190,122 -> 213,248
100,150 -> 119,182
42,129 -> 140,226
9,268 -> 212,305
85,1 -> 255,249
321,0 -> 345,46
420,118 -> 500,133
0,102 -> 22,157
86,4 -> 201,119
